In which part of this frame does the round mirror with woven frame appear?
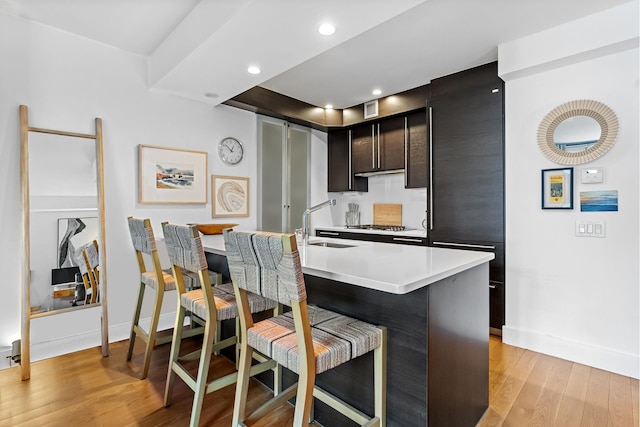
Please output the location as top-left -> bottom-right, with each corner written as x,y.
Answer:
537,99 -> 619,165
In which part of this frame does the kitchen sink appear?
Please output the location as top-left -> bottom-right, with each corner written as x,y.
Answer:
308,241 -> 355,248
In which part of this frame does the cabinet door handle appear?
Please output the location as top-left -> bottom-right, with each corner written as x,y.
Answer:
318,231 -> 340,236
348,129 -> 352,190
377,123 -> 381,169
404,116 -> 408,187
371,125 -> 376,169
489,283 -> 496,289
428,107 -> 434,230
393,237 -> 424,243
432,241 -> 496,250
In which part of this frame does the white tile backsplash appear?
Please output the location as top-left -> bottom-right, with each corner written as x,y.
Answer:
328,174 -> 427,230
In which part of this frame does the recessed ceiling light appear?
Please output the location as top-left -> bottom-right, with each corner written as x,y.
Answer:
372,89 -> 382,96
325,104 -> 334,110
247,66 -> 261,75
318,23 -> 335,36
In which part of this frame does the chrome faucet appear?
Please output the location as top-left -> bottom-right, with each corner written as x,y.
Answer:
302,199 -> 336,245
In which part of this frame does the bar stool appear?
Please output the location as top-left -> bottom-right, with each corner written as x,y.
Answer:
224,230 -> 387,427
162,223 -> 279,427
126,217 -> 209,379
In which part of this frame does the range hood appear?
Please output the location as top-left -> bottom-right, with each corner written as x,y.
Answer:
354,169 -> 405,178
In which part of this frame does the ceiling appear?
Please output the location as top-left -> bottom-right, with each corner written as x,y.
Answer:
0,0 -> 632,109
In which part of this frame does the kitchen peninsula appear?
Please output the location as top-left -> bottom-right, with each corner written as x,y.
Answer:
202,234 -> 494,427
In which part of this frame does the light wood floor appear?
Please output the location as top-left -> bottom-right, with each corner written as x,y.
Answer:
0,335 -> 637,426
478,336 -> 639,427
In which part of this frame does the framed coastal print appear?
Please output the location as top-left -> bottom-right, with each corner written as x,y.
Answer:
542,167 -> 573,209
580,190 -> 618,212
138,144 -> 208,204
211,175 -> 249,218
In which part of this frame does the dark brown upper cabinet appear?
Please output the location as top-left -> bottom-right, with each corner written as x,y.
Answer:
405,109 -> 428,188
352,115 -> 405,174
327,128 -> 368,193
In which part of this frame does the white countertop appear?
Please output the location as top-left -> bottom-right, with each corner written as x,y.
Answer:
200,233 -> 493,295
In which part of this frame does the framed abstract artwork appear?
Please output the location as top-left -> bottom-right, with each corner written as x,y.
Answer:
211,175 -> 249,218
138,144 -> 208,204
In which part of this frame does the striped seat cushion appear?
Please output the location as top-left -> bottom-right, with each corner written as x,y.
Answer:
181,286 -> 239,321
247,306 -> 383,374
141,268 -> 176,291
181,283 -> 277,322
140,269 -> 213,291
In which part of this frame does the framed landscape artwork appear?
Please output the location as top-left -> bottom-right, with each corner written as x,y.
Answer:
138,144 -> 208,204
211,175 -> 249,218
580,190 -> 618,212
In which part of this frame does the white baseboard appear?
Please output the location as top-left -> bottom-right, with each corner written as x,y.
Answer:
0,312 -> 179,371
503,325 -> 639,379
0,347 -> 13,370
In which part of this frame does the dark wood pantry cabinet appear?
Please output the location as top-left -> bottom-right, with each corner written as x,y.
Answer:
427,61 -> 506,332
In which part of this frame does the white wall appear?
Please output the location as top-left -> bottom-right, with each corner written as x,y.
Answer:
499,1 -> 639,378
0,12 -> 286,367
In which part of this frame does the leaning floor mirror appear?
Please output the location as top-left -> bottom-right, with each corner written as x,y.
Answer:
19,105 -> 108,380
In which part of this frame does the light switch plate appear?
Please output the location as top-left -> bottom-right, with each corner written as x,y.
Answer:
581,167 -> 603,184
575,220 -> 606,238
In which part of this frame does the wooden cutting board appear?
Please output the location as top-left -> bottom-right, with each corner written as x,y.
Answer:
373,203 -> 402,226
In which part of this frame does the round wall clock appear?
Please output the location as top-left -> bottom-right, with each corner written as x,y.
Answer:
218,137 -> 244,165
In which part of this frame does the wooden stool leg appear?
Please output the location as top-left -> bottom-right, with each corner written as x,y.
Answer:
293,368 -> 315,427
374,327 -> 388,427
189,315 -> 216,427
232,334 -> 254,426
272,304 -> 283,396
234,317 -> 241,369
273,364 -> 283,396
213,320 -> 222,355
140,286 -> 163,379
164,306 -> 186,407
127,283 -> 145,361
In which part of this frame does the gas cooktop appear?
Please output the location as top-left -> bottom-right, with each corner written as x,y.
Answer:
345,224 -> 407,232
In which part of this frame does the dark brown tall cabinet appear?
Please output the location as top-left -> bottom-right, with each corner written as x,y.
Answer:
428,62 -> 505,332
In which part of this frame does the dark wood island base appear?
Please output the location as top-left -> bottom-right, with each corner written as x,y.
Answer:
302,262 -> 489,427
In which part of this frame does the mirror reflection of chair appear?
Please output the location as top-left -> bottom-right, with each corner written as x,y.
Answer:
75,241 -> 98,305
224,230 -> 387,427
84,240 -> 100,303
162,223 -> 279,427
126,218 -> 198,379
